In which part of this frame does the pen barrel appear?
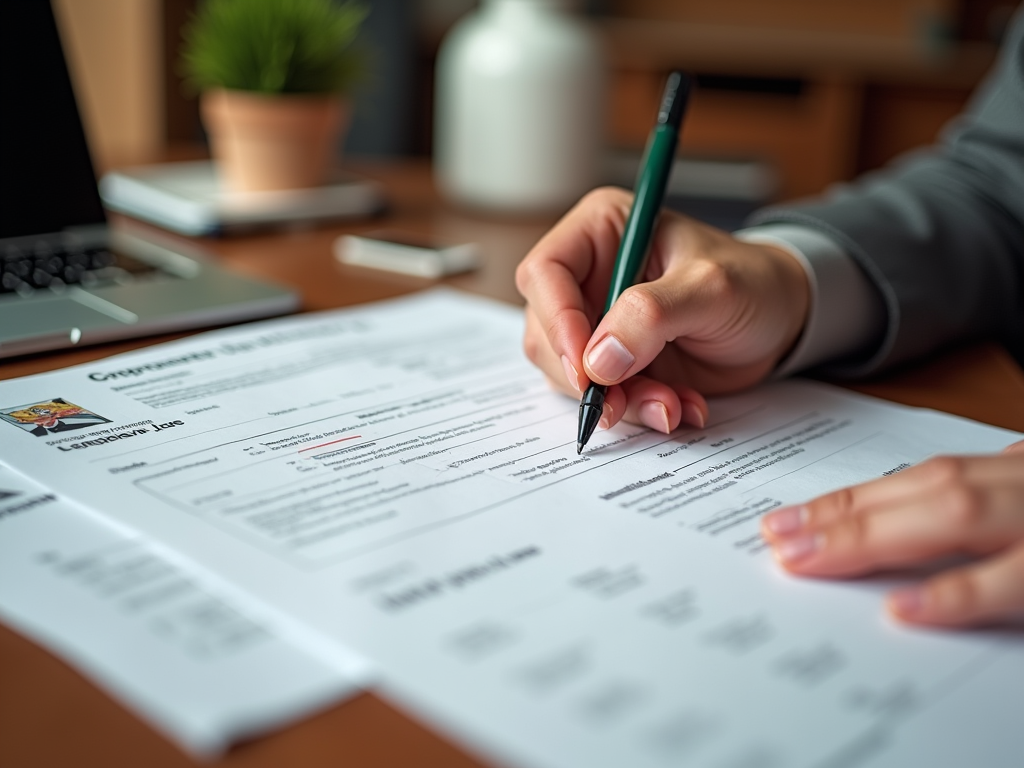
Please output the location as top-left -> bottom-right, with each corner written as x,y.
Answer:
604,124 -> 679,313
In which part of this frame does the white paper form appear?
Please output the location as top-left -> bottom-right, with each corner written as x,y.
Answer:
0,289 -> 1021,768
0,464 -> 370,757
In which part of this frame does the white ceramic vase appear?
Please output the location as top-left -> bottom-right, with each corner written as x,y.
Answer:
434,0 -> 605,213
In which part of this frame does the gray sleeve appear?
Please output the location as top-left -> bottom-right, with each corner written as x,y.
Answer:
734,226 -> 886,375
748,9 -> 1024,377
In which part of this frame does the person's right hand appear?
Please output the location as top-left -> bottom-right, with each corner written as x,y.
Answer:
515,187 -> 811,434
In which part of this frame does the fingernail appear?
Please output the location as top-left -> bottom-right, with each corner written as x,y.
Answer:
774,534 -> 822,564
889,587 -> 925,617
598,402 -> 614,430
763,505 -> 807,536
680,402 -> 705,429
561,355 -> 581,392
586,335 -> 634,382
639,401 -> 671,434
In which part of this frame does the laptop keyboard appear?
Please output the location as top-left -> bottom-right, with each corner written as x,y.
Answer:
1,243 -> 159,295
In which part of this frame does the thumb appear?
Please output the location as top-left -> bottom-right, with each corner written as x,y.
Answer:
581,266 -> 718,385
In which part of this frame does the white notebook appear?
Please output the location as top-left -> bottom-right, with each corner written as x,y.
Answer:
100,160 -> 386,236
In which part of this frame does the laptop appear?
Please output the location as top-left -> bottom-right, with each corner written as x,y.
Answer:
0,1 -> 299,360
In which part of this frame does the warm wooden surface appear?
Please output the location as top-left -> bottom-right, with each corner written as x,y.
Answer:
843,342 -> 1024,433
2,161 -> 1024,768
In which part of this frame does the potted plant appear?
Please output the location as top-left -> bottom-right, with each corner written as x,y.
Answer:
181,0 -> 366,192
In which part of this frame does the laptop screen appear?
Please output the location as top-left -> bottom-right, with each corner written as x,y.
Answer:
0,0 -> 107,240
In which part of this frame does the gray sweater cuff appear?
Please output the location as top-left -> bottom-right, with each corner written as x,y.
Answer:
735,225 -> 887,376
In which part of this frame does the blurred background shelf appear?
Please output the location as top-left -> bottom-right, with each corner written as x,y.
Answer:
54,0 -> 1015,204
601,7 -> 998,198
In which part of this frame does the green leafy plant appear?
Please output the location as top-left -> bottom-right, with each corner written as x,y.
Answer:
181,0 -> 367,95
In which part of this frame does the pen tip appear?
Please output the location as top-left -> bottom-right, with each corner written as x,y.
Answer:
577,384 -> 607,457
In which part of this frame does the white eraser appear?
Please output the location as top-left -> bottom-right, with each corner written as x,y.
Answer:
335,232 -> 480,278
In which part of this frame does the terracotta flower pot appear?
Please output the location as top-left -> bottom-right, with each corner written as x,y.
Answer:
201,89 -> 349,192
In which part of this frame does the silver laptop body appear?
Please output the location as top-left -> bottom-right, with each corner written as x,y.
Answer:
0,1 -> 298,360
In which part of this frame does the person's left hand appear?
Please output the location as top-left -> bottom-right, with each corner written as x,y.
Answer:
760,440 -> 1024,628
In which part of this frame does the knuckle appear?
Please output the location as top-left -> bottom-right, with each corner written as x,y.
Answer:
618,286 -> 670,333
837,512 -> 871,552
848,513 -> 871,548
804,487 -> 854,528
922,455 -> 966,487
514,257 -> 537,296
832,487 -> 856,516
943,485 -> 984,529
584,186 -> 630,208
544,306 -> 576,345
690,259 -> 738,302
522,332 -> 540,365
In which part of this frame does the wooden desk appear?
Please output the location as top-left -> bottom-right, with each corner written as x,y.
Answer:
2,161 -> 1024,768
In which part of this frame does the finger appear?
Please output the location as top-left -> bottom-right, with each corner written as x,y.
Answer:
597,385 -> 627,431
525,304 -> 628,435
1004,440 -> 1024,455
762,455 -> 1024,540
516,188 -> 633,376
888,544 -> 1024,627
524,306 -> 584,394
581,255 -> 741,386
619,375 -> 707,433
762,475 -> 914,542
771,483 -> 1024,577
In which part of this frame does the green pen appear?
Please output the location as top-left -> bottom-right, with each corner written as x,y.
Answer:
577,71 -> 691,454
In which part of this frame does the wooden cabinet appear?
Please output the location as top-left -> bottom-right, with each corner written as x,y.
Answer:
600,5 -> 995,200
